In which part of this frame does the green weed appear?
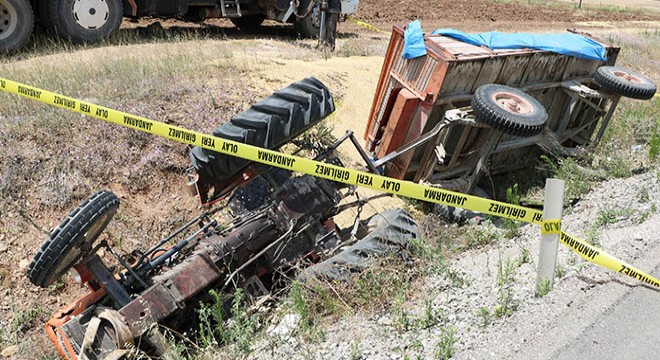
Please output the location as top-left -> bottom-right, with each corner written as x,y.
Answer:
650,116 -> 660,162
196,288 -> 259,355
414,300 -> 440,330
478,307 -> 492,327
434,326 -> 457,360
516,246 -> 531,266
555,263 -> 567,278
287,281 -> 328,341
463,222 -> 502,249
541,155 -> 596,200
536,277 -> 552,298
494,256 -> 517,318
409,237 -> 447,275
11,307 -> 43,334
584,207 -> 633,246
350,339 -> 364,360
503,184 -> 522,237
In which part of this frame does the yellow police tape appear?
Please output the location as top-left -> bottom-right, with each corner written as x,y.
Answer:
560,232 -> 660,288
346,16 -> 390,34
1,77 -> 658,289
541,219 -> 561,235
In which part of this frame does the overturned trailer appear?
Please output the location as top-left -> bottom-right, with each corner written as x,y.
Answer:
365,25 -> 656,195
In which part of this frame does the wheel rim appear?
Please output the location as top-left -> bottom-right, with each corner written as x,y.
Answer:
309,4 -> 321,29
492,91 -> 534,115
0,0 -> 18,41
72,0 -> 110,29
612,70 -> 644,84
51,210 -> 114,279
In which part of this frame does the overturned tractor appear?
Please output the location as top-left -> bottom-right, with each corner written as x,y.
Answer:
27,78 -> 418,359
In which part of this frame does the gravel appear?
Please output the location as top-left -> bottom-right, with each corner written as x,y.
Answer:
248,169 -> 660,359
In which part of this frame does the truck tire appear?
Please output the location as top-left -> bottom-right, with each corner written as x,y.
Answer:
41,0 -> 122,44
230,15 -> 265,30
189,77 -> 335,202
299,208 -> 419,282
294,0 -> 322,38
27,190 -> 119,288
472,84 -> 548,137
594,66 -> 657,100
0,0 -> 34,53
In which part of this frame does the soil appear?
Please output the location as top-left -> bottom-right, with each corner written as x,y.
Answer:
0,0 -> 659,358
355,0 -> 660,24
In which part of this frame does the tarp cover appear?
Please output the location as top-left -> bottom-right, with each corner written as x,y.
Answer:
431,28 -> 607,61
403,20 -> 428,59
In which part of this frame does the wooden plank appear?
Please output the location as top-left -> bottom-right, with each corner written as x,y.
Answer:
377,88 -> 420,160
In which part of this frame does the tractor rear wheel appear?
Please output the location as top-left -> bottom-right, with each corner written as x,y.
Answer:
27,190 -> 119,288
189,77 -> 335,202
299,208 -> 419,282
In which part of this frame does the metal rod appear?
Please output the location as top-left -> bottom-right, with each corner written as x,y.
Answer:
314,130 -> 353,162
219,223 -> 295,293
136,212 -> 208,268
593,96 -> 620,146
86,255 -> 132,307
372,120 -> 446,168
348,133 -> 379,174
319,0 -> 327,45
138,219 -> 217,274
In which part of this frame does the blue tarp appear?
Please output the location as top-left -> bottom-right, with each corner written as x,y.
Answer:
431,28 -> 607,61
403,20 -> 427,59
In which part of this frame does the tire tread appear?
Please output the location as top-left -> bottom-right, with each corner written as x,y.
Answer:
27,191 -> 119,288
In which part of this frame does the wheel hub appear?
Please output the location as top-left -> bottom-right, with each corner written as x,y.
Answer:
72,0 -> 110,29
310,5 -> 321,29
613,70 -> 642,84
493,91 -> 533,115
0,0 -> 18,41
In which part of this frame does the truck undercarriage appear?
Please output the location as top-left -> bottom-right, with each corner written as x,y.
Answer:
0,0 -> 357,52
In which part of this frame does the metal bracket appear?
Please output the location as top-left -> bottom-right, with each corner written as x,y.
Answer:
561,80 -> 602,99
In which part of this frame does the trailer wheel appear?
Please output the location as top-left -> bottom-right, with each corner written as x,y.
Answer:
299,208 -> 419,282
190,77 -> 335,202
594,66 -> 657,100
27,191 -> 119,288
230,15 -> 265,30
472,84 -> 548,137
42,0 -> 122,44
294,0 -> 322,38
0,0 -> 34,53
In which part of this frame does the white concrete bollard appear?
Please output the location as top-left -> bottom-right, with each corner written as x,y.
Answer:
536,178 -> 565,293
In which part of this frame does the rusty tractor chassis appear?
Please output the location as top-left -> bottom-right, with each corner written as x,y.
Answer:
365,25 -> 655,197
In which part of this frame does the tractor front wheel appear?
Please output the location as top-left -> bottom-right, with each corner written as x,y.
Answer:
27,190 -> 120,288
